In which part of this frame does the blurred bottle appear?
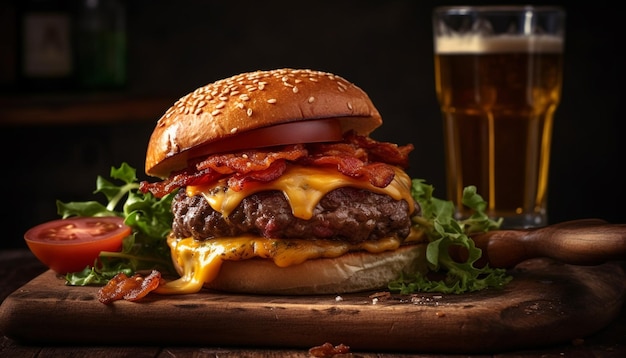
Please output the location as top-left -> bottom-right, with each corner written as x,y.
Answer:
16,0 -> 76,91
76,0 -> 127,89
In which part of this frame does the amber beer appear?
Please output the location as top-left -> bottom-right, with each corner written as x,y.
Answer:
434,34 -> 564,227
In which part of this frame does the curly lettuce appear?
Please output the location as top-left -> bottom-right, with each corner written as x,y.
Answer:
57,163 -> 176,285
388,179 -> 512,294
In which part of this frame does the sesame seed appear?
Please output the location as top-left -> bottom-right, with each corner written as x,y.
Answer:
230,127 -> 238,134
212,109 -> 221,116
216,102 -> 226,109
308,96 -> 315,103
230,90 -> 240,96
258,83 -> 265,90
239,94 -> 250,101
242,153 -> 248,158
218,96 -> 228,101
337,86 -> 345,92
347,102 -> 353,110
247,108 -> 253,116
292,86 -> 299,93
235,102 -> 244,109
267,98 -> 277,104
194,108 -> 202,115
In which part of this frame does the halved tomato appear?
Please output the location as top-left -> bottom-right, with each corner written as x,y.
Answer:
24,216 -> 131,274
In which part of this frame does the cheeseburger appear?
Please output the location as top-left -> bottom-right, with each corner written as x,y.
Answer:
140,68 -> 425,295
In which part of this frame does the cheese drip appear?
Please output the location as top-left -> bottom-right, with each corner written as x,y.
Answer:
155,234 -> 403,294
187,165 -> 415,220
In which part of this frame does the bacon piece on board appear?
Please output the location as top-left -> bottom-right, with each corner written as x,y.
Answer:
97,270 -> 162,304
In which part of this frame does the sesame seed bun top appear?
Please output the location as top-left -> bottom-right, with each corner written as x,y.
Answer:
145,68 -> 383,178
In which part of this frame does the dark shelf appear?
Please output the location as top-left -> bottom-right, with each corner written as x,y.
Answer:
0,93 -> 175,126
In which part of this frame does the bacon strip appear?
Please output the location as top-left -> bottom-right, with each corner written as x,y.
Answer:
308,342 -> 352,357
306,154 -> 396,187
97,270 -> 162,304
196,144 -> 307,173
349,131 -> 413,167
140,168 -> 221,198
227,159 -> 287,191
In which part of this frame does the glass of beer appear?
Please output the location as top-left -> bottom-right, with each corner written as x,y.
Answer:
432,6 -> 565,228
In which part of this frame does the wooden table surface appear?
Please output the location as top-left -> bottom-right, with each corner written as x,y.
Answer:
2,249 -> 625,358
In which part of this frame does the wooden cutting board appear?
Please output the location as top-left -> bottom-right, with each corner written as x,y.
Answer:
1,258 -> 624,354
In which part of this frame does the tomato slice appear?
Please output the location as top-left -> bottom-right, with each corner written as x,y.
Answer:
188,118 -> 343,158
24,217 -> 131,274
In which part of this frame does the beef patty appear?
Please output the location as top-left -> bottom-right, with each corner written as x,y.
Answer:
171,187 -> 416,244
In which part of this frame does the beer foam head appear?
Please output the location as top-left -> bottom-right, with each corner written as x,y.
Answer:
435,35 -> 563,54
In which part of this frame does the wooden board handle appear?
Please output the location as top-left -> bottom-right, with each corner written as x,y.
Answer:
471,219 -> 626,268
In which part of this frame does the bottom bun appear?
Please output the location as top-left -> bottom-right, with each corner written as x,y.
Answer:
205,244 -> 427,295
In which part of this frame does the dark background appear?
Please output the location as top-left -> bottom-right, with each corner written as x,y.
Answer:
1,0 -> 623,249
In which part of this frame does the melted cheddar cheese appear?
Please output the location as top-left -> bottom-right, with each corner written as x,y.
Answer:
156,164 -> 415,294
155,234 -> 403,294
187,165 -> 415,219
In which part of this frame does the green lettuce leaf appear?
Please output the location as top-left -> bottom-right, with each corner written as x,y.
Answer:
388,179 -> 511,294
58,163 -> 176,286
